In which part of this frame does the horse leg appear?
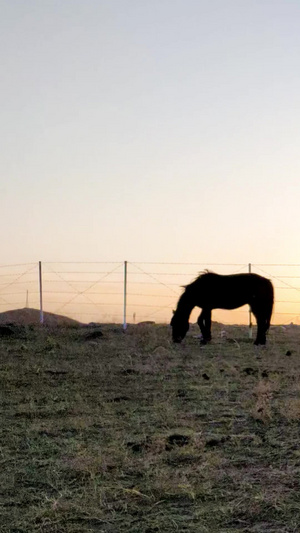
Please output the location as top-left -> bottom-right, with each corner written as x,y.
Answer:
203,309 -> 212,341
197,309 -> 212,344
251,291 -> 273,345
197,311 -> 205,342
252,311 -> 267,345
259,308 -> 272,345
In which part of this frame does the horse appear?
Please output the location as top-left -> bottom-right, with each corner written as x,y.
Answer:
171,271 -> 274,346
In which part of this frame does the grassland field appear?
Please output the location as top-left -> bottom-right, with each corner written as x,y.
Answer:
1,321 -> 300,533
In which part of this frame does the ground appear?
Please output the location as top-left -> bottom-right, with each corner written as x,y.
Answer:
1,322 -> 300,532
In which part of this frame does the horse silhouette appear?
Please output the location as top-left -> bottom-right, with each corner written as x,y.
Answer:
171,271 -> 274,345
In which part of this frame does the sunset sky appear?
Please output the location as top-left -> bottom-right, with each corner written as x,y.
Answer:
1,0 -> 300,266
0,0 -> 300,323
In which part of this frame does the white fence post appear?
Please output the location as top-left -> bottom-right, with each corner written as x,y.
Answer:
123,260 -> 127,330
39,261 -> 44,324
248,263 -> 252,338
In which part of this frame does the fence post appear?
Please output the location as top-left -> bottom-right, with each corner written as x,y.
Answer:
248,263 -> 252,338
123,260 -> 127,331
39,261 -> 44,324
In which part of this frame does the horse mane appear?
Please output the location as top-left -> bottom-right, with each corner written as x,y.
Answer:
182,270 -> 216,289
195,269 -> 215,281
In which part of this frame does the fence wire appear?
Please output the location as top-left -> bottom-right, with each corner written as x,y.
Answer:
0,262 -> 300,325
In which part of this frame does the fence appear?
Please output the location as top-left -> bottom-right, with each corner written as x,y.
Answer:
0,261 -> 300,326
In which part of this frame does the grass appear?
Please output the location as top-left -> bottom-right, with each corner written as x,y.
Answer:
1,322 -> 300,532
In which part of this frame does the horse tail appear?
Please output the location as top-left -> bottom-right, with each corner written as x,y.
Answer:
265,279 -> 274,329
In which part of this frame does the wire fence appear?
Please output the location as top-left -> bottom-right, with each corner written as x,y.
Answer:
0,261 -> 300,325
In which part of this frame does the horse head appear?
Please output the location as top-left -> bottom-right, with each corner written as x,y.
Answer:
170,311 -> 189,343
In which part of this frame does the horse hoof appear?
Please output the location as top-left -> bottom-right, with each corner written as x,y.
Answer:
200,338 -> 207,345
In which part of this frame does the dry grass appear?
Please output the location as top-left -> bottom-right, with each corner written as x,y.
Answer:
1,322 -> 300,532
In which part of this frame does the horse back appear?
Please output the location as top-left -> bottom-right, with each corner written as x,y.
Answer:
190,273 -> 273,311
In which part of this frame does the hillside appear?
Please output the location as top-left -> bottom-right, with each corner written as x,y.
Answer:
0,307 -> 82,326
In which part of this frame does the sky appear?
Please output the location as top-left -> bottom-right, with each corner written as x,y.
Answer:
1,0 -> 300,267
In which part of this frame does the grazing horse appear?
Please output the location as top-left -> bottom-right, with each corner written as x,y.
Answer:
171,271 -> 274,346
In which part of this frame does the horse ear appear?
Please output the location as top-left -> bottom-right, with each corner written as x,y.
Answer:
172,309 -> 175,315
